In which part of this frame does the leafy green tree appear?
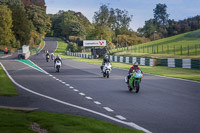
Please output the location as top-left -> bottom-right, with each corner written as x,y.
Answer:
11,4 -> 32,46
0,0 -> 32,46
0,5 -> 19,48
153,3 -> 169,27
26,5 -> 51,36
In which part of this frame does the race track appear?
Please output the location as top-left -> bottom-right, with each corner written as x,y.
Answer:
1,38 -> 200,133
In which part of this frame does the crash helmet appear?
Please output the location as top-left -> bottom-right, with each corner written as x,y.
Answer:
104,55 -> 109,61
56,54 -> 60,58
133,62 -> 138,68
46,50 -> 49,53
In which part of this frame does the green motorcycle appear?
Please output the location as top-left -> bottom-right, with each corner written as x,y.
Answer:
125,70 -> 143,93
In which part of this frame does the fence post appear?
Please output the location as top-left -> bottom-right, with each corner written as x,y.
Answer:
174,45 -> 175,55
167,45 -> 169,54
157,44 -> 158,54
181,45 -> 182,56
162,45 -> 163,54
195,44 -> 197,56
143,46 -> 144,53
188,45 -> 189,56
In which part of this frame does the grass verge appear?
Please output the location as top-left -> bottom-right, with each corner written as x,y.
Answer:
0,108 -> 143,133
30,40 -> 45,55
0,65 -> 18,96
51,37 -> 200,82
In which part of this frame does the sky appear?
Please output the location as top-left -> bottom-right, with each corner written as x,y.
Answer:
45,0 -> 200,31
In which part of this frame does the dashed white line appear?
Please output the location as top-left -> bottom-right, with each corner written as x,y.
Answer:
86,97 -> 93,100
49,74 -> 52,77
56,79 -> 59,81
69,86 -> 74,89
73,89 -> 79,92
116,115 -> 127,120
104,107 -> 114,112
59,80 -> 62,82
53,77 -> 56,79
94,101 -> 101,105
62,82 -> 66,84
79,93 -> 85,96
65,84 -> 70,86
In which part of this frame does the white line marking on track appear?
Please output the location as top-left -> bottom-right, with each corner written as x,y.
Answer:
69,86 -> 74,89
94,101 -> 101,105
49,74 -> 52,77
0,60 -> 152,133
53,77 -> 56,79
65,84 -> 70,86
116,115 -> 127,120
79,93 -> 85,96
73,89 -> 79,92
62,82 -> 66,84
85,97 -> 93,100
104,107 -> 114,112
56,79 -> 59,81
59,80 -> 62,82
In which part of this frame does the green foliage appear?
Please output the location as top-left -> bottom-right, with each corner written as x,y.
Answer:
0,5 -> 15,47
26,5 -> 51,35
153,3 -> 169,27
51,11 -> 86,38
93,4 -> 132,35
68,42 -> 79,52
26,5 -> 51,45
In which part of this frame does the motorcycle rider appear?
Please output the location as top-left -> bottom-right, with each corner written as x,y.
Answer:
51,52 -> 54,60
127,62 -> 143,83
54,54 -> 62,64
101,55 -> 111,72
46,50 -> 50,59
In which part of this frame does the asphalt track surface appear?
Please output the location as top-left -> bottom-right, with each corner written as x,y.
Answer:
0,38 -> 200,133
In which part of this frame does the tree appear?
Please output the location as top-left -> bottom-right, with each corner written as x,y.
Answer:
11,4 -> 32,46
0,0 -> 32,46
153,3 -> 169,28
0,5 -> 18,48
26,5 -> 51,36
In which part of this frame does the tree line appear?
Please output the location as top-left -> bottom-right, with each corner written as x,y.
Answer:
1,2 -> 199,51
137,3 -> 200,40
49,4 -> 148,50
0,0 -> 50,50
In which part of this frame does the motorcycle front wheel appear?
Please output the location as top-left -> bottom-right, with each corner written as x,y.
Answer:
135,81 -> 140,93
106,71 -> 109,78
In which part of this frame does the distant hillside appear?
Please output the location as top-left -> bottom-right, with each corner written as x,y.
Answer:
112,29 -> 200,57
21,0 -> 46,9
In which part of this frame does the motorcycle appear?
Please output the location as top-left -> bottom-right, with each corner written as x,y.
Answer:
46,54 -> 50,62
51,53 -> 54,60
102,62 -> 112,78
125,70 -> 143,93
55,60 -> 61,72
